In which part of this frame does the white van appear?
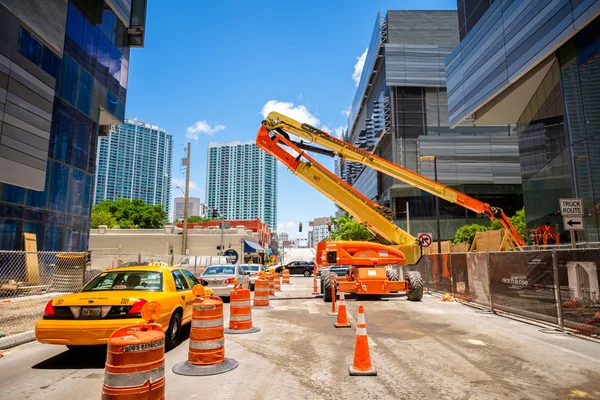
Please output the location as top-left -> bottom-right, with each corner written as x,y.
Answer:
179,255 -> 233,275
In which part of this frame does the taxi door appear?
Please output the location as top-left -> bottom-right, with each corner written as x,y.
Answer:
171,269 -> 194,323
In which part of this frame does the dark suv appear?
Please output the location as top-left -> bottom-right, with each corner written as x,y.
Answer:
275,260 -> 315,276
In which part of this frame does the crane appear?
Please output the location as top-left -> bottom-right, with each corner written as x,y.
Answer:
260,111 -> 526,249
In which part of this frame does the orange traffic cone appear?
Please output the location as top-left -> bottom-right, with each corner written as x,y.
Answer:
349,306 -> 376,376
334,292 -> 351,328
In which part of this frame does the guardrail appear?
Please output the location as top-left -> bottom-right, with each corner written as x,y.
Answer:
408,248 -> 600,338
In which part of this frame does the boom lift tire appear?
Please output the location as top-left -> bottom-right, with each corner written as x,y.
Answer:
322,271 -> 335,303
406,271 -> 424,302
387,268 -> 400,293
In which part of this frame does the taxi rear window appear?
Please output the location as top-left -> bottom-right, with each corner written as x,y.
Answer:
82,271 -> 163,292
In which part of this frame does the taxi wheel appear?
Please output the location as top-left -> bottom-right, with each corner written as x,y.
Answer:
166,311 -> 182,349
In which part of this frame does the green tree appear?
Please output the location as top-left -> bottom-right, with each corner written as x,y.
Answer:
330,215 -> 374,241
453,223 -> 488,244
90,209 -> 117,228
92,199 -> 166,229
488,208 -> 528,243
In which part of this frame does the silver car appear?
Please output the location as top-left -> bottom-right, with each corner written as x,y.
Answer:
240,264 -> 265,291
200,265 -> 250,299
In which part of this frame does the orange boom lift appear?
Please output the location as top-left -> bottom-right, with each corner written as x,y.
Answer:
257,112 -> 525,302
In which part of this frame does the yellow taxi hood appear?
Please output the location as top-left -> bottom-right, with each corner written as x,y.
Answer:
51,291 -> 167,307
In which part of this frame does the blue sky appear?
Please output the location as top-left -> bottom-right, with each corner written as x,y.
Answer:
125,0 -> 457,239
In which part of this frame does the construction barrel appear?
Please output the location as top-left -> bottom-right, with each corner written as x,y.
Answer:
274,272 -> 281,291
225,284 -> 260,334
102,303 -> 165,399
282,268 -> 290,285
267,272 -> 275,297
172,285 -> 238,376
252,274 -> 271,308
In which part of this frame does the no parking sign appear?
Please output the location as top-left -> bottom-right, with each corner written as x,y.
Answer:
417,233 -> 433,248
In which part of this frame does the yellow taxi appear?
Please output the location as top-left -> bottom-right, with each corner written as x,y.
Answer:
35,265 -> 213,350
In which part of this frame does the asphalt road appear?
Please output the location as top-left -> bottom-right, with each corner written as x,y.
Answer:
1,276 -> 600,400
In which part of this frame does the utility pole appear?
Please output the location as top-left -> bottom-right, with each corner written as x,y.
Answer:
182,142 -> 191,255
219,212 -> 225,256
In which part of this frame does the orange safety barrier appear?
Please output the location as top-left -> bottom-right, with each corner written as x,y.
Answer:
172,285 -> 238,376
274,272 -> 281,291
282,268 -> 290,284
349,305 -> 377,376
252,274 -> 272,308
267,272 -> 275,297
312,265 -> 319,295
102,302 -> 165,400
334,292 -> 351,328
225,285 -> 260,334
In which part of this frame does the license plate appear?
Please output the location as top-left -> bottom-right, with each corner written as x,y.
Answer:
80,306 -> 102,319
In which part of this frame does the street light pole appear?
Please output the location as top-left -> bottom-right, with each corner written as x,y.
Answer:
182,142 -> 191,255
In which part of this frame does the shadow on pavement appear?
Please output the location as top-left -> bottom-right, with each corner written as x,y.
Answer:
32,325 -> 192,370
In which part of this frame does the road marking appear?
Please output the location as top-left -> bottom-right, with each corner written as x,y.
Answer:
307,302 -> 319,314
347,312 -> 356,324
466,339 -> 486,346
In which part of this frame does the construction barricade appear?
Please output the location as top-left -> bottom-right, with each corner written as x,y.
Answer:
282,268 -> 290,284
172,285 -> 238,376
102,302 -> 165,399
252,274 -> 272,309
274,272 -> 281,291
349,305 -> 376,376
267,272 -> 275,297
225,284 -> 260,334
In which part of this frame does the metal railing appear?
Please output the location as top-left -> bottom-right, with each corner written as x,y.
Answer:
410,248 -> 600,338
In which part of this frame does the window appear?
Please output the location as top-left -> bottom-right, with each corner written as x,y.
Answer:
59,54 -> 79,105
48,162 -> 69,212
171,270 -> 190,291
1,184 -> 26,205
181,270 -> 200,287
66,2 -> 84,46
77,68 -> 93,115
18,28 -> 42,66
83,271 -> 163,292
41,49 -> 60,79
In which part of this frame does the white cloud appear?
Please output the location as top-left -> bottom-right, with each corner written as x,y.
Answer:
261,100 -> 320,127
352,48 -> 368,86
341,106 -> 351,117
334,126 -> 345,138
186,120 -> 226,140
277,221 -> 306,240
172,177 -> 198,191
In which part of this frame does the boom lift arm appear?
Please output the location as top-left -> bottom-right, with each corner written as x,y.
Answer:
261,112 -> 526,249
256,125 -> 423,265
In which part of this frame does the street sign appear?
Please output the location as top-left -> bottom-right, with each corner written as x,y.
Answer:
563,216 -> 584,231
417,233 -> 433,248
223,249 -> 239,264
559,198 -> 583,216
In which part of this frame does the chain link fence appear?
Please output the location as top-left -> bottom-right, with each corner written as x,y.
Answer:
0,250 -> 170,349
417,247 -> 600,338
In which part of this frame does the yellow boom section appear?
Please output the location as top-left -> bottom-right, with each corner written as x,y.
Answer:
256,127 -> 422,265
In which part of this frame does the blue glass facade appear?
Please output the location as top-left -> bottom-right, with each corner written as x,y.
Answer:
0,0 -> 139,250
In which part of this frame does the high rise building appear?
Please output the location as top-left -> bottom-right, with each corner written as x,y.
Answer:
0,0 -> 147,250
94,119 -> 172,216
174,196 -> 200,220
446,0 -> 600,241
206,141 -> 277,230
311,217 -> 331,248
340,10 -> 522,240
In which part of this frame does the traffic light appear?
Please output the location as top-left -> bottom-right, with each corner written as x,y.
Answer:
327,222 -> 332,232
299,222 -> 303,232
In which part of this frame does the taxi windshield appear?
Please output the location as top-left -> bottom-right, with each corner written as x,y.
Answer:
82,271 -> 163,292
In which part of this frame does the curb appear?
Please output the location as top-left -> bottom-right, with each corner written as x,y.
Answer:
0,330 -> 35,350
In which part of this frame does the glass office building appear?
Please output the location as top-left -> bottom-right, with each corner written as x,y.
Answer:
0,0 -> 146,250
446,0 -> 600,241
94,119 -> 172,216
206,141 -> 277,230
339,10 -> 523,240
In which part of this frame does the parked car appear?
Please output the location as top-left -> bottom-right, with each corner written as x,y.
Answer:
239,264 -> 265,291
200,264 -> 250,299
275,260 -> 315,276
35,265 -> 213,350
179,255 -> 233,275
